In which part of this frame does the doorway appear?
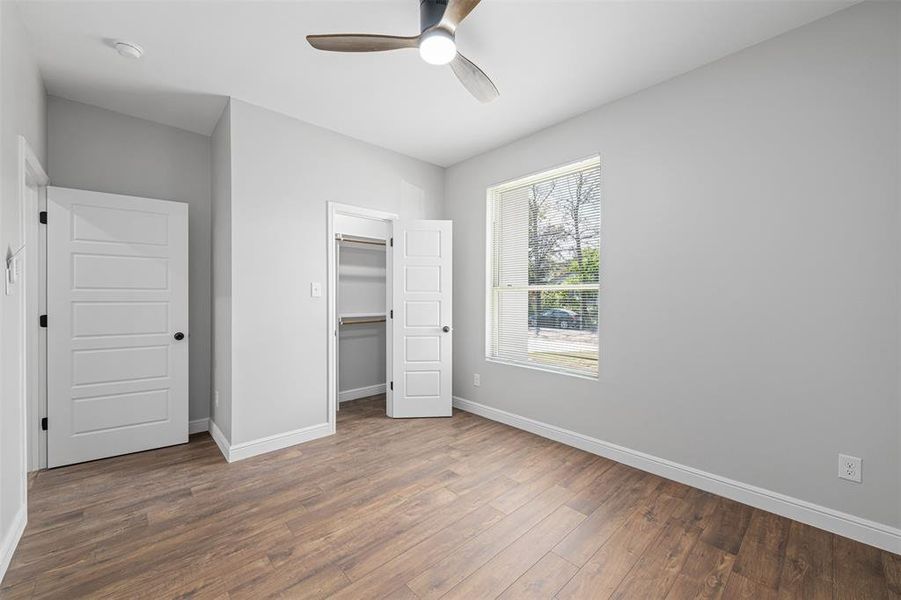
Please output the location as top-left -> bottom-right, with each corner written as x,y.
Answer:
17,137 -> 49,473
327,203 -> 396,430
336,234 -> 388,406
327,202 -> 454,429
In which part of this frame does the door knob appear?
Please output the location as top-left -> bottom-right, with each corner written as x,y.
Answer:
442,326 -> 450,333
174,332 -> 185,341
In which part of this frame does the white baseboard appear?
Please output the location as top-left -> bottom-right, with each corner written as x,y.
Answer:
189,418 -> 210,434
452,396 -> 901,554
0,506 -> 26,585
209,420 -> 334,463
339,383 -> 386,403
208,419 -> 232,462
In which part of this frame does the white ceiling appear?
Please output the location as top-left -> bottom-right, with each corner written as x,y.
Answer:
17,0 -> 852,166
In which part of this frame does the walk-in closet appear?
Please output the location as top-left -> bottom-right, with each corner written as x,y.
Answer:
328,204 -> 452,422
336,233 -> 387,409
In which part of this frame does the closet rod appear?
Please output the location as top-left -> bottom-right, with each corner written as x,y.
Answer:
335,233 -> 386,246
339,317 -> 386,325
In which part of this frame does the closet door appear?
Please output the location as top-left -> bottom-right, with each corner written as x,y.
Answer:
389,220 -> 452,418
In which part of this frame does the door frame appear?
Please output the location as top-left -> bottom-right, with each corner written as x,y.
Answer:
326,202 -> 397,432
17,136 -> 49,472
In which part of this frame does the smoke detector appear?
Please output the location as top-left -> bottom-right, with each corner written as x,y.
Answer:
114,41 -> 144,59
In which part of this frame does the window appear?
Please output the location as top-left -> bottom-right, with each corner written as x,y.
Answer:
486,156 -> 601,378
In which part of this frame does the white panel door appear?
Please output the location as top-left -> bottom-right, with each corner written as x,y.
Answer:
47,187 -> 189,467
390,220 -> 452,418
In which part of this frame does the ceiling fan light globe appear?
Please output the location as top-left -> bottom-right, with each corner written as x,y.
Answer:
419,30 -> 456,65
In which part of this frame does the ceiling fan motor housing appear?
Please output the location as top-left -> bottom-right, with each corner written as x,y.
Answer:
420,0 -> 449,33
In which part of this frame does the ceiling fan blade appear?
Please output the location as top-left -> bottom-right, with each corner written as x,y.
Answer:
450,53 -> 499,103
439,0 -> 482,32
306,34 -> 420,53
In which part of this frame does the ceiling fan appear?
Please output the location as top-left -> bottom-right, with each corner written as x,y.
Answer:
306,0 -> 498,103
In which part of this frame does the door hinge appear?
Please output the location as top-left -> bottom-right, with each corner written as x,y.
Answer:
390,309 -> 393,319
390,237 -> 394,247
390,381 -> 393,391
39,314 -> 47,328
39,211 -> 47,224
41,417 -> 47,431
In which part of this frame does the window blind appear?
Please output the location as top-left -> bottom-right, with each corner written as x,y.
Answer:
487,156 -> 601,377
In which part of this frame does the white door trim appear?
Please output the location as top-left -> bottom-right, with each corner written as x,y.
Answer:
18,136 -> 48,474
327,202 -> 397,432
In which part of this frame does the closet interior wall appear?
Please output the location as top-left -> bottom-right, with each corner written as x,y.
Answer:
337,238 -> 387,403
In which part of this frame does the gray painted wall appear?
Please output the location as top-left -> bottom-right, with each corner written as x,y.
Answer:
225,99 -> 444,444
0,0 -> 46,572
211,101 -> 232,439
46,97 -> 213,423
444,1 -> 901,527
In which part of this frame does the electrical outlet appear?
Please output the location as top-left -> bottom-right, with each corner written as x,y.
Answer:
838,454 -> 862,483
473,373 -> 480,387
214,390 -> 220,408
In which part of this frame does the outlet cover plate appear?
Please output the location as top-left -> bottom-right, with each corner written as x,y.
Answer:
838,454 -> 862,483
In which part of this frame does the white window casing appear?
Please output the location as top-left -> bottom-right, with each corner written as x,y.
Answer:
486,156 -> 602,378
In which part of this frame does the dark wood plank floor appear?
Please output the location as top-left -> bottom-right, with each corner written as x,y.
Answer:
2,396 -> 898,599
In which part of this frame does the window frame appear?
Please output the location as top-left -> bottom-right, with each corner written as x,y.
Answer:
484,155 -> 602,380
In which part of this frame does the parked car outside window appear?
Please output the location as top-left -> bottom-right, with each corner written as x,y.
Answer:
528,308 -> 582,330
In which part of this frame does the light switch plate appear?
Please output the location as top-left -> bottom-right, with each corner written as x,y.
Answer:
311,282 -> 322,298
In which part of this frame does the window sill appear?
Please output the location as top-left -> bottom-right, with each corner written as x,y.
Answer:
484,357 -> 599,381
